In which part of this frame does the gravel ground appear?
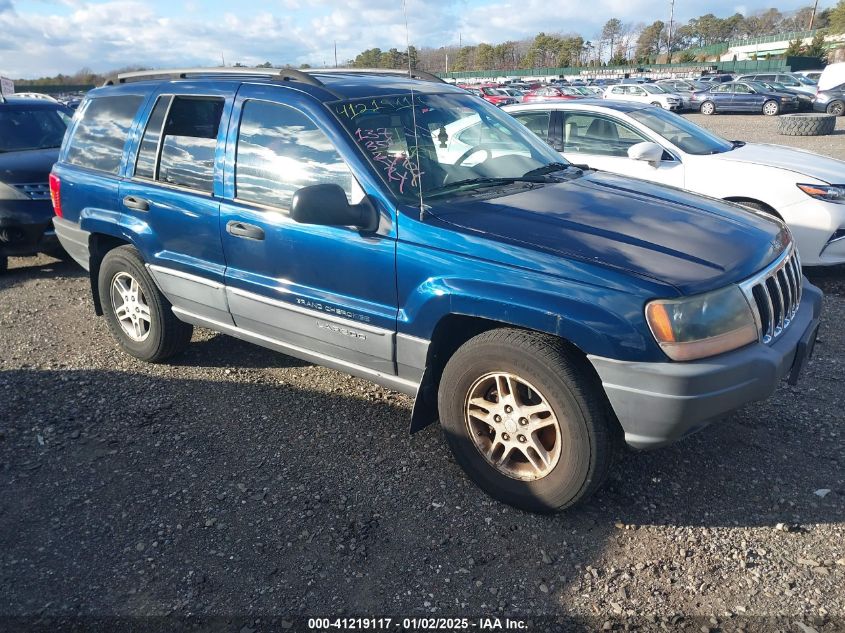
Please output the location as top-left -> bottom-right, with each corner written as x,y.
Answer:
1,123 -> 845,632
684,113 -> 845,159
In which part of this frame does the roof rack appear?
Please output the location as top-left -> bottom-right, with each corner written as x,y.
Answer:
314,68 -> 446,84
102,67 -> 335,93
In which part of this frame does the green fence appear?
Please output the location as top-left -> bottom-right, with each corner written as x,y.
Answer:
9,84 -> 95,95
728,30 -> 816,48
438,57 -> 791,80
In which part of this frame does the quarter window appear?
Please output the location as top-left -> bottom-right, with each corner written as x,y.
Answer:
156,96 -> 224,193
134,95 -> 173,180
235,100 -> 358,210
65,95 -> 144,174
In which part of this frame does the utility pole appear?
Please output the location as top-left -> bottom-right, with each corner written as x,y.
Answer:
809,0 -> 820,29
666,0 -> 675,64
334,40 -> 338,67
445,52 -> 449,73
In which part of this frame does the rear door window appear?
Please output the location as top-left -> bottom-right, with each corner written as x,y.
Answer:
511,110 -> 551,140
65,95 -> 144,173
156,96 -> 224,193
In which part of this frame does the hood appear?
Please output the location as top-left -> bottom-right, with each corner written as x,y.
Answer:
426,170 -> 789,296
708,143 -> 845,184
0,148 -> 60,184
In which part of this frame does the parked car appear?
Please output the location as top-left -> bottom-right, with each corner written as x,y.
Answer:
736,72 -> 817,96
522,86 -> 582,102
814,62 -> 845,116
755,80 -> 814,111
602,84 -> 682,111
689,81 -> 799,115
504,99 -> 845,266
499,87 -> 524,102
655,79 -> 709,109
479,87 -> 517,106
0,96 -> 73,272
52,67 -> 821,513
796,69 -> 824,83
813,85 -> 845,116
697,74 -> 734,84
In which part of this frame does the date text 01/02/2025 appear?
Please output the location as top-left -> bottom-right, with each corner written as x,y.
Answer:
306,617 -> 529,630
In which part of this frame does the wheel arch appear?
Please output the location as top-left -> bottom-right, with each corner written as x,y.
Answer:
87,232 -> 133,315
722,196 -> 784,220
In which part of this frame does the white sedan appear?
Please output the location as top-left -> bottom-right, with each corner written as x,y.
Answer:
503,100 -> 845,266
602,84 -> 683,111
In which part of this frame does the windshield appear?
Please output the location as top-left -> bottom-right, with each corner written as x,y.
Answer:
332,92 -> 566,202
0,107 -> 70,152
642,84 -> 666,94
629,107 -> 734,155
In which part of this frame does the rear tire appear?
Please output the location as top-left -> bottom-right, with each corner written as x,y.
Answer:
826,100 -> 845,116
0,253 -> 6,274
98,245 -> 193,363
438,328 -> 618,513
700,101 -> 715,115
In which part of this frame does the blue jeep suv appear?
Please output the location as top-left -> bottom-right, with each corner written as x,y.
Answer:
51,68 -> 822,512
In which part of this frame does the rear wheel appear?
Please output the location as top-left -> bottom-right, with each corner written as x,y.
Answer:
438,328 -> 618,513
700,101 -> 715,115
98,245 -> 193,363
826,100 -> 845,116
762,100 -> 780,116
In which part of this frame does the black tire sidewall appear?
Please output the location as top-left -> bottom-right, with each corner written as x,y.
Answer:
98,247 -> 169,361
827,101 -> 844,116
439,338 -> 597,512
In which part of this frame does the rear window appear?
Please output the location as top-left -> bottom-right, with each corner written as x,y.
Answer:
65,95 -> 144,173
0,106 -> 70,152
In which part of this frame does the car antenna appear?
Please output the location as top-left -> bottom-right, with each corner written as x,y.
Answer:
403,0 -> 426,222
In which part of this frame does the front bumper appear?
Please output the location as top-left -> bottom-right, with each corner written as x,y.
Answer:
780,197 -> 845,266
0,198 -> 58,256
588,281 -> 823,449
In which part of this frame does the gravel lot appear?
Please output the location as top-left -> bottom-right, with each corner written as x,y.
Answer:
1,119 -> 844,632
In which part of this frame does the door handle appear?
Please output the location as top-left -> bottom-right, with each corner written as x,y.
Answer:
123,195 -> 150,211
226,221 -> 265,241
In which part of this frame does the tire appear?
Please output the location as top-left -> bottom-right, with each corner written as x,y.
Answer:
778,113 -> 836,136
700,101 -> 715,115
762,100 -> 780,116
98,245 -> 192,363
438,328 -> 619,513
650,101 -> 662,108
0,253 -> 6,274
826,100 -> 844,116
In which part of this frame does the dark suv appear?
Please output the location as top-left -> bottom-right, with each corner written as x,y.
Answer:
0,96 -> 72,272
51,68 -> 822,513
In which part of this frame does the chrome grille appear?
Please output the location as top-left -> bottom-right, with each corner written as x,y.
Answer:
740,247 -> 802,344
12,183 -> 50,200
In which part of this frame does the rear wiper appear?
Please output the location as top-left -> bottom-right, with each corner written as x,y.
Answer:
426,176 -> 547,198
522,162 -> 571,178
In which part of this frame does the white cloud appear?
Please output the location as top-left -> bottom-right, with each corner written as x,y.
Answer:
0,0 -> 836,78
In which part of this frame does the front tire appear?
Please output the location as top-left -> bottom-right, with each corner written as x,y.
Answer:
762,100 -> 780,116
700,101 -> 715,115
98,245 -> 193,363
438,328 -> 618,513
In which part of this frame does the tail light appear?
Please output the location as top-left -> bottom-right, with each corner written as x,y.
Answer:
49,173 -> 62,218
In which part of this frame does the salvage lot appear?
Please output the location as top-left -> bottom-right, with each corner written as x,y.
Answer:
1,115 -> 844,631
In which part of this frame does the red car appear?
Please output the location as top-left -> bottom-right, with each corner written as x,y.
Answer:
522,87 -> 583,103
478,87 -> 516,106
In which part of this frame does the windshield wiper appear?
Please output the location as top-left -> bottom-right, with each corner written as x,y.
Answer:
426,176 -> 547,198
522,162 -> 571,178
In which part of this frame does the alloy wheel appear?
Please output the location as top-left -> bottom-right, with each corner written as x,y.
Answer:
464,372 -> 562,481
110,272 -> 152,342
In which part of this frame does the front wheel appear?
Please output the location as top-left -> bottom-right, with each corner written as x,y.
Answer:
700,101 -> 715,115
762,100 -> 780,116
438,328 -> 618,513
98,245 -> 193,363
650,101 -> 662,108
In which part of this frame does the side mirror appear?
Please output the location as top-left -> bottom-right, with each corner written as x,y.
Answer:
290,184 -> 379,232
627,141 -> 665,166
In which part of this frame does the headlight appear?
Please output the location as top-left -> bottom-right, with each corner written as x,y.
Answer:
0,182 -> 29,201
645,285 -> 758,361
797,183 -> 845,204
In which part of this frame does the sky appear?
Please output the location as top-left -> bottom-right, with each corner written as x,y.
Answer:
0,0 -> 838,79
